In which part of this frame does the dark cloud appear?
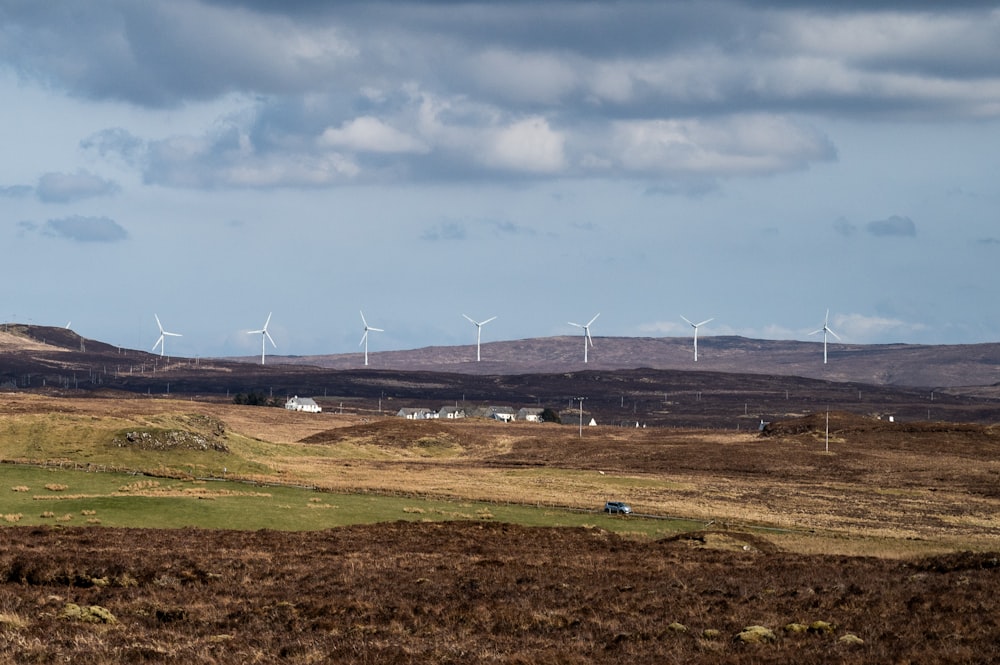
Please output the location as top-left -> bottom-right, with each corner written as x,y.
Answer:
36,171 -> 119,203
42,216 -> 129,243
867,215 -> 916,238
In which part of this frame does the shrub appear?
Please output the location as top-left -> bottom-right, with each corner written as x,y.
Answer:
44,484 -> 69,492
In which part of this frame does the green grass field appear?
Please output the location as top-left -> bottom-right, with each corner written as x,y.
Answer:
0,465 -> 701,536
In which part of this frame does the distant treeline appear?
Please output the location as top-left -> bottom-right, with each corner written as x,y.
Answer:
231,392 -> 281,407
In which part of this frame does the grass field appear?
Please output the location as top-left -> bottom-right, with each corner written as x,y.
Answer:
1,392 -> 999,556
1,465 -> 702,536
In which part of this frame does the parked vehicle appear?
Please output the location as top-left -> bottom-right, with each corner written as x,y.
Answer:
603,501 -> 632,515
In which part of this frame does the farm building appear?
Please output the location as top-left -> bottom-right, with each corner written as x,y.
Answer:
285,396 -> 322,413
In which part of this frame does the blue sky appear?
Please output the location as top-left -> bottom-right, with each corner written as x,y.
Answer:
1,1 -> 998,358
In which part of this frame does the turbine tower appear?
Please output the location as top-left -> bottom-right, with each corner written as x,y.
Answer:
151,314 -> 181,357
568,313 -> 600,363
462,314 -> 497,362
248,312 -> 276,365
808,309 -> 840,364
680,315 -> 713,362
359,310 -> 384,366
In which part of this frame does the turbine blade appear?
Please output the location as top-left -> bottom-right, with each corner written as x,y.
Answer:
154,314 -> 164,333
587,313 -> 600,326
827,327 -> 841,341
808,329 -> 823,336
152,335 -> 163,352
481,316 -> 497,325
568,322 -> 582,328
370,326 -> 384,332
360,310 -> 368,327
164,332 -> 181,337
462,314 -> 476,324
696,318 -> 714,327
263,312 -> 272,329
587,330 -> 594,347
359,331 -> 368,346
680,315 -> 694,327
265,330 -> 276,348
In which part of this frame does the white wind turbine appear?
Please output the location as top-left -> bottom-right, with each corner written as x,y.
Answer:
680,315 -> 713,362
809,309 -> 840,364
359,310 -> 384,366
247,312 -> 276,365
568,313 -> 600,363
151,314 -> 182,357
462,314 -> 497,362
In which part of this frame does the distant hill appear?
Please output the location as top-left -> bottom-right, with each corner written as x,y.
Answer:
2,324 -> 998,426
261,334 -> 1000,390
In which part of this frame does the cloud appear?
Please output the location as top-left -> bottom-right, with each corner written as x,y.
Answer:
833,218 -> 857,236
421,222 -> 466,242
81,128 -> 147,167
42,216 -> 129,243
976,237 -> 1000,246
606,115 -> 836,177
833,312 -> 927,343
486,220 -> 536,237
866,215 -> 916,237
36,171 -> 120,203
1,185 -> 33,198
320,116 -> 428,154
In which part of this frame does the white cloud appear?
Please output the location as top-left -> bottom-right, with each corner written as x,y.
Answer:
320,116 -> 428,154
833,312 -> 927,343
481,116 -> 566,173
610,115 -> 835,176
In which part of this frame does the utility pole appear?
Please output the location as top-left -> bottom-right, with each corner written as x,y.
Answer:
576,397 -> 586,438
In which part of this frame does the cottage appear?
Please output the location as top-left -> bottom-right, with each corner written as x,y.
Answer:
438,406 -> 466,419
516,407 -> 545,423
285,396 -> 322,413
396,407 -> 435,420
488,406 -> 517,422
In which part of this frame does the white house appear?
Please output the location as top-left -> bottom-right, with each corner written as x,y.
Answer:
517,407 -> 545,423
396,407 -> 435,420
286,396 -> 322,413
438,406 -> 466,419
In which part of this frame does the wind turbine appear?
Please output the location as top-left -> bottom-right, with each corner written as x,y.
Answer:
248,312 -> 276,365
568,313 -> 600,363
359,311 -> 384,366
680,315 -> 713,362
462,314 -> 497,362
151,314 -> 181,357
809,309 -> 840,364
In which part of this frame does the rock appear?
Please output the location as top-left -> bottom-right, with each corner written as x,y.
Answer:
839,633 -> 865,646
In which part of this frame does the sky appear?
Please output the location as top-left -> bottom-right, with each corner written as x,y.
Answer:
1,0 -> 999,359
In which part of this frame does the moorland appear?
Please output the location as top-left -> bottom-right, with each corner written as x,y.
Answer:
1,324 -> 999,663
